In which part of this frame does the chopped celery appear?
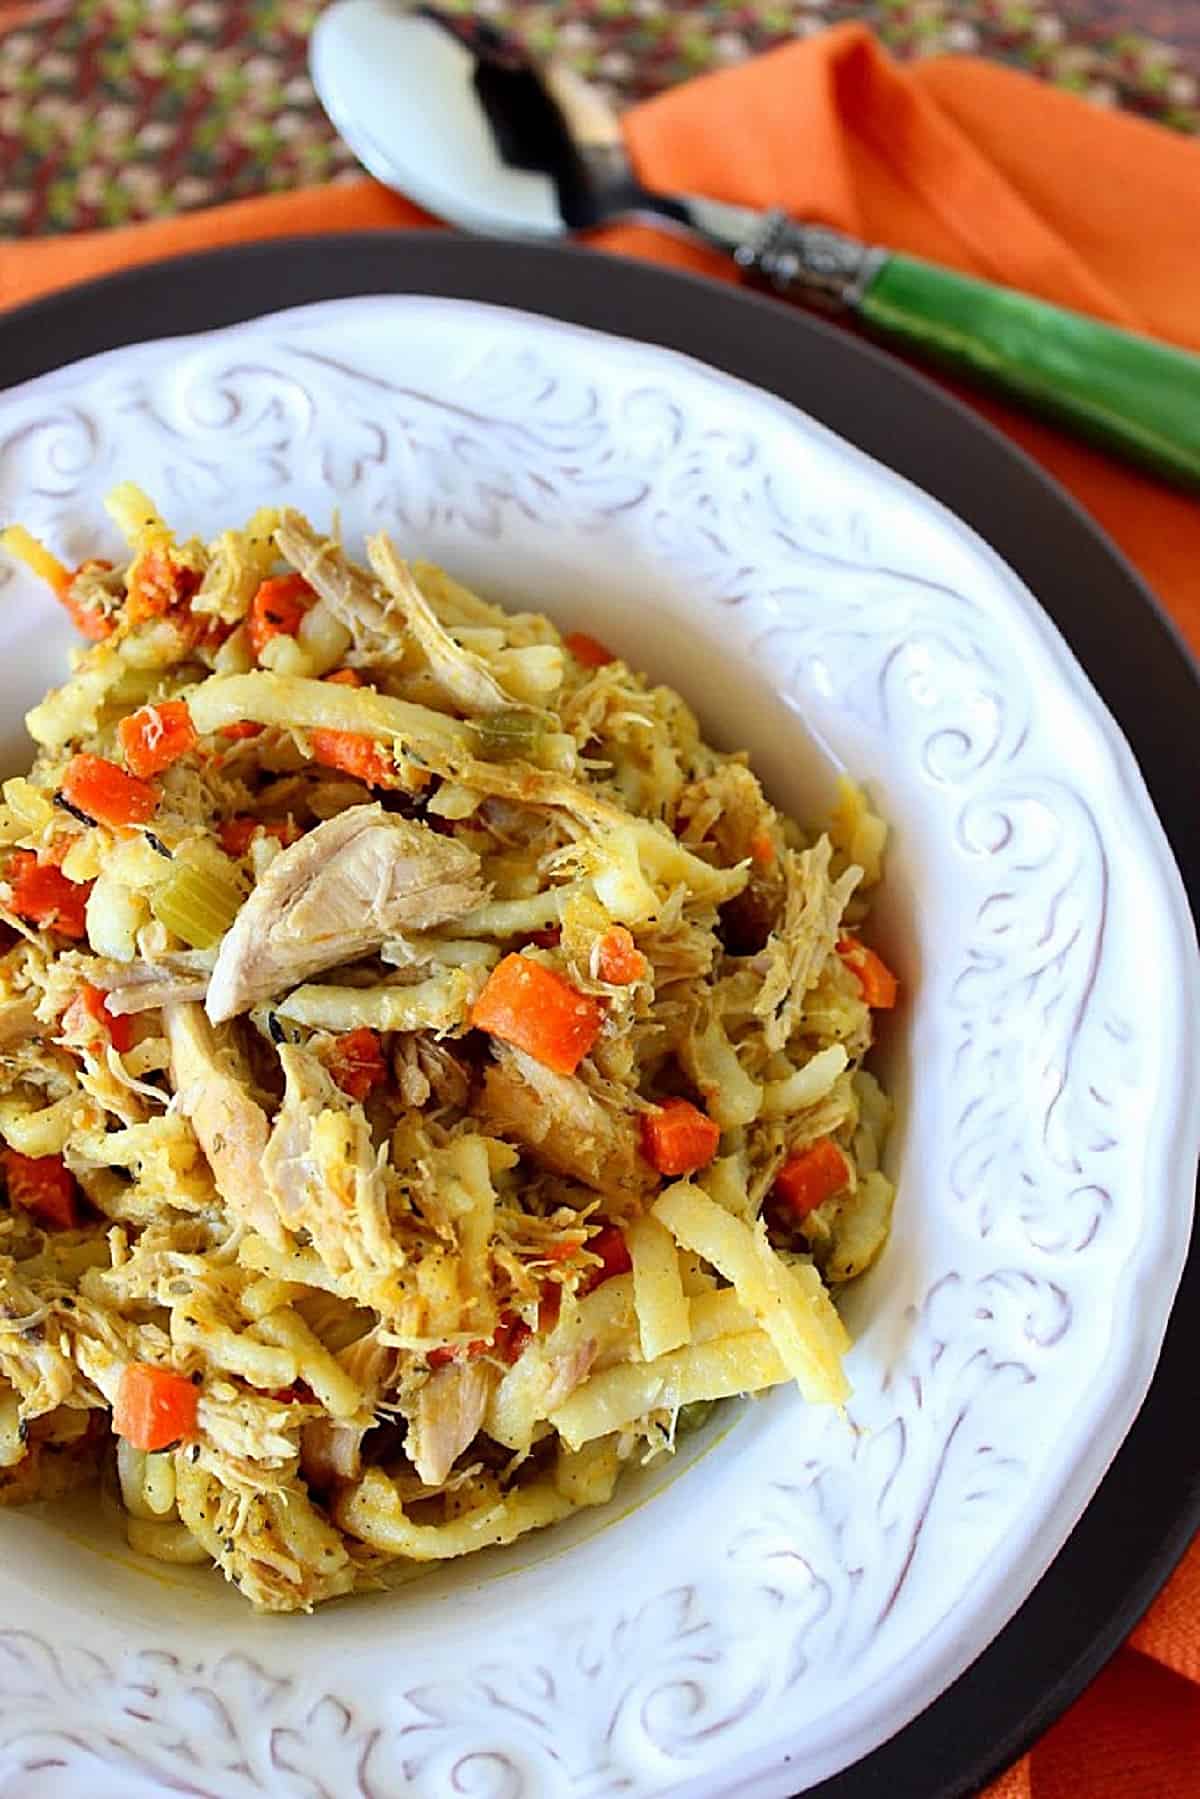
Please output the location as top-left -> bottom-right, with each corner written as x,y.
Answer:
675,1399 -> 717,1437
150,858 -> 244,948
475,709 -> 544,762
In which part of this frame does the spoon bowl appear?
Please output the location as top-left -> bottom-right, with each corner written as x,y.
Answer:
312,2 -> 604,238
310,0 -> 707,240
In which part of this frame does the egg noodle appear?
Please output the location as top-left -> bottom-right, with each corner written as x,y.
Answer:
0,487 -> 896,1611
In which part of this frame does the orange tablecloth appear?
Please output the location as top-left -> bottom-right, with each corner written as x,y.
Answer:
1,25 -> 1197,1792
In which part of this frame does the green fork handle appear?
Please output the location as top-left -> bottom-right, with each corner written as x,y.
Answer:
858,252 -> 1200,490
739,217 -> 1200,492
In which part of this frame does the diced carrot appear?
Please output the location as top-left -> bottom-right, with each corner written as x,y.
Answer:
594,924 -> 646,985
126,549 -> 201,625
247,573 -> 313,662
217,815 -> 301,858
91,985 -> 134,1054
837,935 -> 899,1010
2,1148 -> 79,1230
311,673 -> 409,785
579,1223 -> 632,1294
6,850 -> 90,939
749,828 -> 776,869
65,602 -> 112,643
471,953 -> 603,1075
60,754 -> 157,828
216,817 -> 261,858
564,630 -> 616,668
118,699 -> 197,779
326,1027 -> 387,1102
309,729 -> 398,788
774,1137 -> 849,1221
219,721 -> 264,742
60,982 -> 134,1054
640,1097 -> 721,1177
113,1362 -> 198,1452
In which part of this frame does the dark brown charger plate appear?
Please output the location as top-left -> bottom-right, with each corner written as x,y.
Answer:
0,233 -> 1196,1799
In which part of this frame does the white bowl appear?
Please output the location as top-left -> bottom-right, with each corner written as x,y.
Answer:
0,297 -> 1195,1798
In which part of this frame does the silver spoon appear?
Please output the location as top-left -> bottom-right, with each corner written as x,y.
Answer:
311,4 -> 765,256
310,0 -> 1200,491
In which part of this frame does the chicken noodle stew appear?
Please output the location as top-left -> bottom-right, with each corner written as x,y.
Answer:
0,488 -> 897,1611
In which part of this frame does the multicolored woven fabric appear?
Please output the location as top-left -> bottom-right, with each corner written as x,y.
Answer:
0,0 -> 1197,236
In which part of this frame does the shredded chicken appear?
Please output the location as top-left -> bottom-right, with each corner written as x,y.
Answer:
193,511 -> 281,622
480,1044 -> 649,1197
98,955 -> 213,1016
163,1002 -> 275,1242
403,1358 -> 495,1487
274,510 -> 400,657
301,1328 -> 397,1487
261,1046 -> 397,1289
207,804 -> 485,1021
541,1340 -> 598,1413
754,839 -> 862,1053
367,533 -> 520,717
176,1454 -> 355,1613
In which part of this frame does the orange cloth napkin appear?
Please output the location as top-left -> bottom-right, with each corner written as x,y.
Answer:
1,24 -> 1198,1791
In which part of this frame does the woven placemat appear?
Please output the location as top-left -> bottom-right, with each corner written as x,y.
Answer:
1,0 -> 1197,237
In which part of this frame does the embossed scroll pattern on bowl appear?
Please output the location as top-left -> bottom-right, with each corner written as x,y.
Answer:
0,298 -> 1194,1799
